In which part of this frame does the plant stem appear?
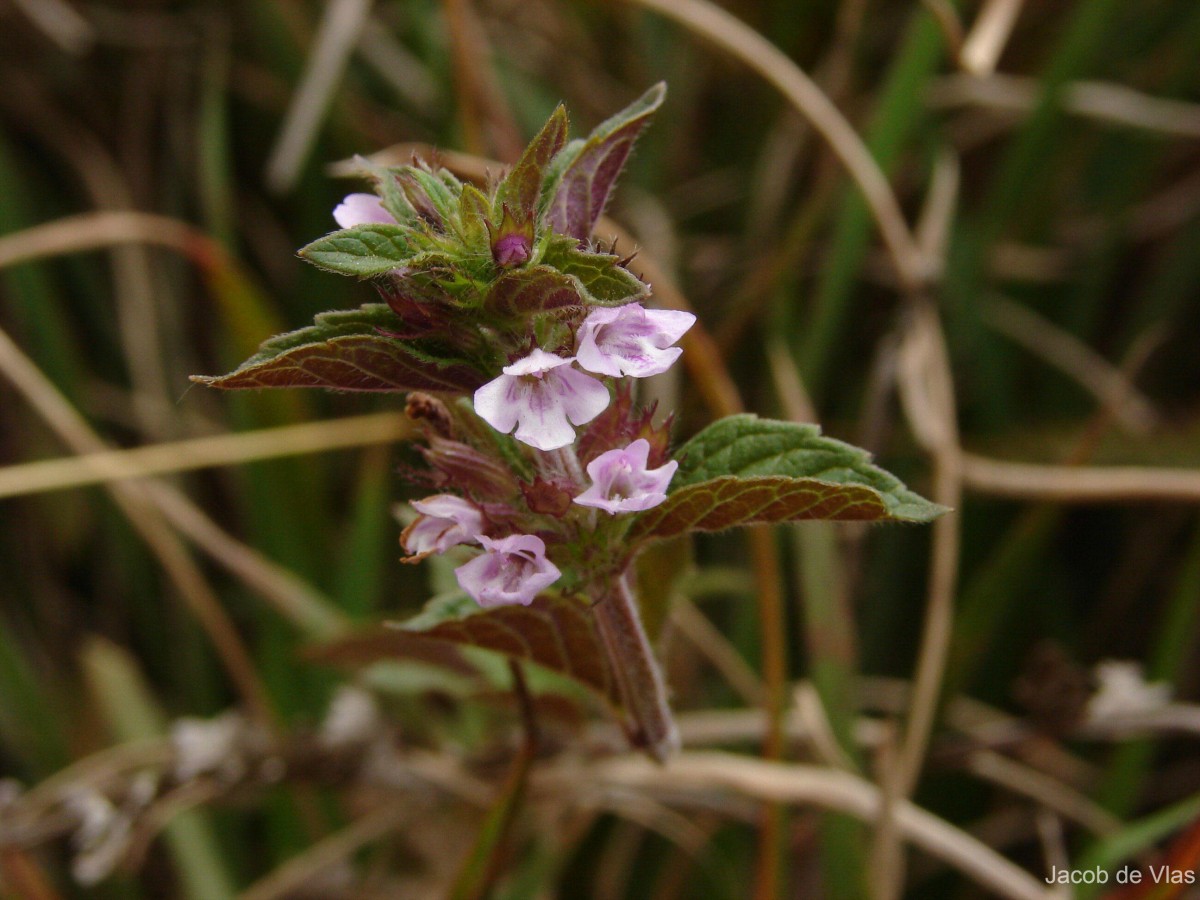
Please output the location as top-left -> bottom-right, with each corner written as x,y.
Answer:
593,571 -> 680,762
546,445 -> 586,488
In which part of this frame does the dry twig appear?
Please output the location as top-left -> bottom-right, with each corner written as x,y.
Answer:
542,753 -> 1054,900
0,413 -> 410,500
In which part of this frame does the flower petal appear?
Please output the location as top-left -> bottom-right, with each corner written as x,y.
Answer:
575,304 -> 696,378
454,534 -> 561,607
502,347 -> 573,377
472,373 -> 523,435
473,350 -> 609,451
573,439 -> 679,514
333,193 -> 395,229
555,366 -> 612,427
512,391 -> 576,451
402,495 -> 485,556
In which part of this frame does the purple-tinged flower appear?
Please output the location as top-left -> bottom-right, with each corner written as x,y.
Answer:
401,495 -> 485,559
455,534 -> 561,607
488,205 -> 534,268
573,439 -> 678,514
333,193 -> 395,229
473,349 -> 610,451
575,304 -> 696,378
493,232 -> 532,267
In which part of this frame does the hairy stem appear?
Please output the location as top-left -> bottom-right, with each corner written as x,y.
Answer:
593,571 -> 680,762
545,445 -> 586,489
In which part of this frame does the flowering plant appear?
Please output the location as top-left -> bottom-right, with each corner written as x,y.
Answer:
195,84 -> 942,759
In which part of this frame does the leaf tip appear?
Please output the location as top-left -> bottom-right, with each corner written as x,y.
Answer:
888,496 -> 953,523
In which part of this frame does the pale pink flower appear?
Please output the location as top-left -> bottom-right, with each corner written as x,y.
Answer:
402,495 -> 485,557
473,349 -> 610,451
333,193 -> 395,229
573,439 -> 678,514
455,534 -> 561,607
575,303 -> 696,378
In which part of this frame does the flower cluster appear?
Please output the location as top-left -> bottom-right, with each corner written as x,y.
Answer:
319,97 -> 696,607
311,86 -> 693,609
470,306 -> 692,452
396,296 -> 691,606
196,83 -> 944,763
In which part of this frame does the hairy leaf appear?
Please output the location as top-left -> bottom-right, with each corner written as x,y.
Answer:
402,166 -> 464,227
192,305 -> 485,393
541,237 -> 648,306
390,593 -> 619,704
306,630 -> 481,678
544,83 -> 666,240
400,252 -> 490,306
485,265 -> 582,317
371,168 -> 419,226
457,183 -> 492,250
496,105 -> 569,220
299,224 -> 419,276
630,415 -> 946,540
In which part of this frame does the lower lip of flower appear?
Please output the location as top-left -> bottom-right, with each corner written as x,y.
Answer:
493,234 -> 532,267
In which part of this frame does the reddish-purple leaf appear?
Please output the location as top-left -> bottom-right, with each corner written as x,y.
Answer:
496,105 -> 569,220
485,265 -> 582,318
193,335 -> 482,393
378,281 -> 446,338
629,475 -> 917,540
544,84 -> 665,240
628,415 -> 946,540
539,237 -> 648,306
192,305 -> 486,394
382,593 -> 620,705
306,631 -> 481,678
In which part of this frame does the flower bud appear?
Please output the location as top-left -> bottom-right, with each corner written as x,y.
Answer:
404,392 -> 453,437
521,477 -> 575,517
420,436 -> 519,500
488,205 -> 534,268
401,495 -> 486,559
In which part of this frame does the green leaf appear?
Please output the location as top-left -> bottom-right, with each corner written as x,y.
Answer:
544,83 -> 666,240
192,304 -> 486,393
630,415 -> 946,540
485,265 -> 583,317
387,593 -> 620,704
400,252 -> 491,307
368,167 -> 419,226
541,236 -> 648,306
458,183 -> 493,250
496,104 -> 569,220
395,166 -> 462,227
298,224 -> 419,276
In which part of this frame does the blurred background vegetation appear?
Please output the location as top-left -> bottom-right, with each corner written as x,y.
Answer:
1,0 -> 1200,897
